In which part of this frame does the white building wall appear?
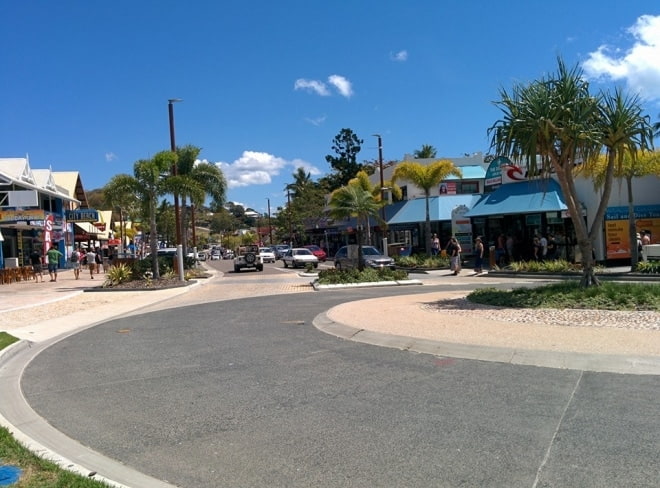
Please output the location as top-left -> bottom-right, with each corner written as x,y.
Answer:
574,174 -> 660,260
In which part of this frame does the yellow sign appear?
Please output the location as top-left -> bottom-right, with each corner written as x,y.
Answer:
0,209 -> 45,223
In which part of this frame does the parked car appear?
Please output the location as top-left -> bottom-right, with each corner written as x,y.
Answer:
334,245 -> 395,270
273,244 -> 291,260
210,250 -> 221,260
282,248 -> 319,269
303,244 -> 327,262
259,247 -> 276,263
197,252 -> 207,261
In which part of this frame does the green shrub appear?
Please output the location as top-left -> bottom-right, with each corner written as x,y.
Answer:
467,281 -> 660,311
317,267 -> 408,284
104,263 -> 132,287
394,253 -> 449,269
636,261 -> 660,274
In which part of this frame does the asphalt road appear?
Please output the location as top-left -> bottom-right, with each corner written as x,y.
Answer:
20,285 -> 660,488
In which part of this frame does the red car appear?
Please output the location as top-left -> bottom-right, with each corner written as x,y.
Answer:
303,245 -> 327,262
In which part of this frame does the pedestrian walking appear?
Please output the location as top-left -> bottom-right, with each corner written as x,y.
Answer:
449,237 -> 462,275
474,237 -> 484,274
46,244 -> 63,282
85,248 -> 97,279
70,248 -> 81,279
29,249 -> 44,283
431,234 -> 440,256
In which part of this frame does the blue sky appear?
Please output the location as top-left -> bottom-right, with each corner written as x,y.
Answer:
2,1 -> 659,214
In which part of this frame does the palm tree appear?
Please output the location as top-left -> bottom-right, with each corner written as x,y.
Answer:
175,145 -> 227,249
289,167 -> 313,198
328,183 -> 384,270
349,170 -> 402,245
489,59 -> 653,286
104,151 -> 178,279
391,160 -> 462,255
413,144 -> 437,159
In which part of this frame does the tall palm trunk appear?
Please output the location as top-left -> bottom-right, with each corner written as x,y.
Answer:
424,191 -> 432,255
149,199 -> 160,279
626,176 -> 639,269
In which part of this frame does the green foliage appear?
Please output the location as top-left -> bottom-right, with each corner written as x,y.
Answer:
0,331 -> 19,350
317,267 -> 408,284
505,259 -> 589,273
468,282 -> 660,311
636,260 -> 660,274
0,426 -> 113,487
104,263 -> 132,287
394,253 -> 449,269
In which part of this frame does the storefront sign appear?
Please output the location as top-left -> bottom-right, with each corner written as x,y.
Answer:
65,209 -> 99,222
484,156 -> 511,192
451,205 -> 473,254
604,205 -> 660,259
0,209 -> 45,223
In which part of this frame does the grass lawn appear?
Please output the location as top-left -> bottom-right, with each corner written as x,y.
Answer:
0,332 -> 112,487
467,281 -> 660,311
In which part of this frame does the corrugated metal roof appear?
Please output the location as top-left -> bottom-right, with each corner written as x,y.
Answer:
465,180 -> 567,217
388,194 -> 482,224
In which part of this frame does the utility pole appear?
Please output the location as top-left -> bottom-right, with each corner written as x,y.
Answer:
168,99 -> 183,248
373,134 -> 388,254
267,197 -> 273,245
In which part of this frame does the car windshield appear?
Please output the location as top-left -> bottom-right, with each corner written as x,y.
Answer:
260,248 -> 273,253
294,249 -> 312,255
362,247 -> 382,256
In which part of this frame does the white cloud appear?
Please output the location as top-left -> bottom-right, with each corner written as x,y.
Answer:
294,78 -> 330,96
211,151 -> 321,189
295,75 -> 354,98
583,14 -> 660,101
390,50 -> 408,61
304,115 -> 327,126
328,74 -> 353,98
105,152 -> 117,162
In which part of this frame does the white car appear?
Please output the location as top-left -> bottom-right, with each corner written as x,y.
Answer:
282,248 -> 319,269
259,247 -> 276,263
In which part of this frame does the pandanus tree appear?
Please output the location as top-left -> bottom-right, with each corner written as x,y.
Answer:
391,160 -> 462,255
489,59 -> 654,287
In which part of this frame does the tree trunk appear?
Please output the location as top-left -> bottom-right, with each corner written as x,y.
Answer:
424,193 -> 432,255
149,199 -> 160,279
626,176 -> 638,270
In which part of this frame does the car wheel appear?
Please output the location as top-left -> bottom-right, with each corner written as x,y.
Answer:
284,261 -> 288,268
314,263 -> 318,268
245,253 -> 256,264
257,264 -> 263,271
335,262 -> 342,270
234,266 -> 240,273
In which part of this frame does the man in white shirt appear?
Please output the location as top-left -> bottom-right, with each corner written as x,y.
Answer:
539,234 -> 548,260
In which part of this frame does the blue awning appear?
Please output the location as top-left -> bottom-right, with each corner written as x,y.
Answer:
388,194 -> 481,224
464,180 -> 567,217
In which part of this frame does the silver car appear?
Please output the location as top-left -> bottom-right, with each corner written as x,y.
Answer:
334,245 -> 395,270
282,248 -> 319,269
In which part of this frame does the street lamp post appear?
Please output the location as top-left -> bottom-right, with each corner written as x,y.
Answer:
168,98 -> 183,248
373,134 -> 388,254
168,98 -> 185,281
266,197 -> 273,245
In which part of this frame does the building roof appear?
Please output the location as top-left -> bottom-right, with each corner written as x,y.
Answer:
465,179 -> 567,217
52,171 -> 88,207
388,194 -> 482,224
0,158 -> 79,203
